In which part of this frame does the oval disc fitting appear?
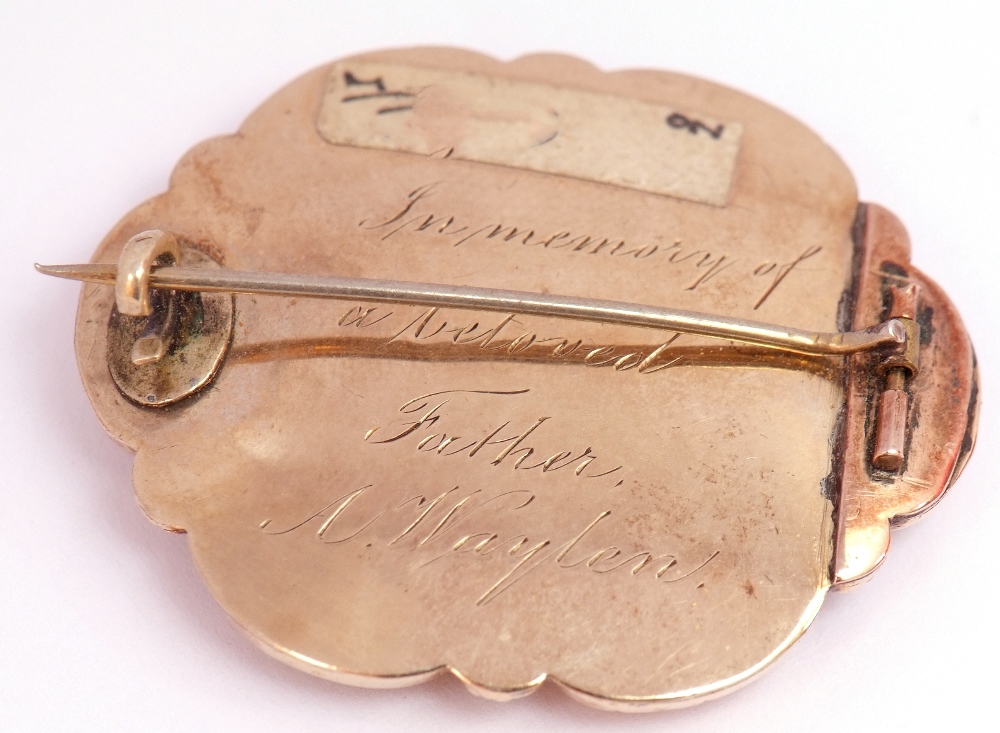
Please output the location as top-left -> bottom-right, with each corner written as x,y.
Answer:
107,243 -> 233,407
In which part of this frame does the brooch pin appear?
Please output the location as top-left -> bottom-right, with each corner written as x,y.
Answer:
39,48 -> 978,711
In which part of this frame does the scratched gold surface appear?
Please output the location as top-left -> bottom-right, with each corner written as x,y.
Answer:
74,48 -> 861,708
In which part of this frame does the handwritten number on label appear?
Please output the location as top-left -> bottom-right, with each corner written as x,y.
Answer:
666,112 -> 724,140
341,70 -> 415,115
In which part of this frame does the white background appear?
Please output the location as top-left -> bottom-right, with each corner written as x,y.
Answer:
2,2 -> 998,731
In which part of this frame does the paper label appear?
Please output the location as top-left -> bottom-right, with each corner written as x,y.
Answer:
317,61 -> 742,206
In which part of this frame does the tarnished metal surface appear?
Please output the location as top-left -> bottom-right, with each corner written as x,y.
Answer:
106,245 -> 232,407
834,205 -> 978,587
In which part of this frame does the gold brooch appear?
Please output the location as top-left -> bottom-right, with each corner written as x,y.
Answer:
39,48 -> 978,711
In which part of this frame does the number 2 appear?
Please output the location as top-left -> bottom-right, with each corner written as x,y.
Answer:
666,112 -> 724,139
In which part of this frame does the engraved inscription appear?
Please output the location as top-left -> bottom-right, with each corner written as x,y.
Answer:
358,182 -> 822,308
365,389 -> 625,486
259,386 -> 718,606
379,307 -> 682,372
332,293 -> 687,375
261,483 -> 719,606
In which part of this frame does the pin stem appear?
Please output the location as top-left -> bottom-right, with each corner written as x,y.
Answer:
36,260 -> 905,358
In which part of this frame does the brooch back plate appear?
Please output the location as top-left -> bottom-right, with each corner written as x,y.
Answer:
68,48 -> 977,710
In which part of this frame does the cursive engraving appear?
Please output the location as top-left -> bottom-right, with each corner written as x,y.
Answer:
366,389 -> 625,486
358,182 -> 821,307
338,300 -> 684,376
261,483 -> 719,606
751,245 -> 824,309
359,183 -> 733,293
